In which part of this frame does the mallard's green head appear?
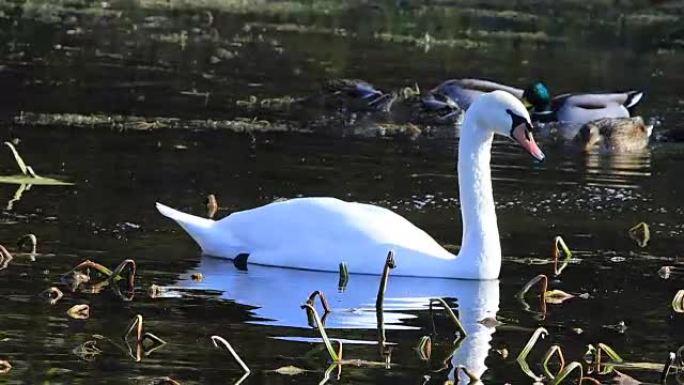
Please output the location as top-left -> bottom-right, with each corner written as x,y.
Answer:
522,81 -> 551,112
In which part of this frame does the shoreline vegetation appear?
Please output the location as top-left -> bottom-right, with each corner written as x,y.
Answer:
0,0 -> 682,137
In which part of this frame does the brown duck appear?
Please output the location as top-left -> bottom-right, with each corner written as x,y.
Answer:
574,116 -> 653,153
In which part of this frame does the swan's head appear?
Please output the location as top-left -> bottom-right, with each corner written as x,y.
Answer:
473,90 -> 545,161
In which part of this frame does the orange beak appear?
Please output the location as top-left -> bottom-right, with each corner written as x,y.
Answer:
512,123 -> 545,161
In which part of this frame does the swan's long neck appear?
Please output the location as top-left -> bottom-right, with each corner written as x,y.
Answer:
454,115 -> 502,279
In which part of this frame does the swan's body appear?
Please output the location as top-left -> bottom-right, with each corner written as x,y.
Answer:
553,91 -> 643,125
157,91 -> 544,280
574,116 -> 653,153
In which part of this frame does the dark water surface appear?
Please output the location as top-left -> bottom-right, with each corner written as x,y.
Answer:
0,1 -> 683,384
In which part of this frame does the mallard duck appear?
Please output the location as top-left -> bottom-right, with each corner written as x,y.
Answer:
388,90 -> 464,126
429,78 -> 552,119
302,78 -> 396,113
157,91 -> 545,279
553,91 -> 643,125
574,116 -> 653,153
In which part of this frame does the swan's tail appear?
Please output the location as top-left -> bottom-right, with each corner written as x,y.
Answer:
156,202 -> 216,253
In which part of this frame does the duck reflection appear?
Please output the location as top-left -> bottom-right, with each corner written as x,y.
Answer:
174,256 -> 500,383
582,147 -> 652,187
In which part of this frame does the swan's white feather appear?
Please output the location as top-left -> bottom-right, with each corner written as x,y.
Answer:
158,197 -> 457,277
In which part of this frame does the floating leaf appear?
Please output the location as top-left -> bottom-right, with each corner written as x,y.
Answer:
545,289 -> 575,304
0,175 -> 72,185
67,304 -> 90,320
628,222 -> 650,248
659,266 -> 673,279
272,365 -> 308,375
0,360 -> 10,374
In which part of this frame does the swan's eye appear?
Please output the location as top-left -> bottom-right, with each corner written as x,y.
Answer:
505,109 -> 529,137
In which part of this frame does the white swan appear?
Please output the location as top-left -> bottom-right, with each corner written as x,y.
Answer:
156,91 -> 545,280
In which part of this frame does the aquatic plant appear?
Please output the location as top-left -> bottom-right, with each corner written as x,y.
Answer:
124,314 -> 167,362
62,259 -> 136,298
0,245 -> 12,271
516,327 -> 548,381
552,236 -> 573,276
338,262 -> 348,291
72,340 -> 102,362
17,233 -> 37,259
40,286 -> 63,305
428,298 -> 467,337
585,342 -> 624,374
543,345 -> 566,380
375,251 -> 395,345
205,194 -> 218,218
628,222 -> 650,248
550,361 -> 583,385
671,290 -> 684,313
305,290 -> 332,328
300,302 -> 340,362
516,274 -> 548,317
0,142 -> 72,185
211,335 -> 250,374
0,360 -> 10,374
416,336 -> 432,361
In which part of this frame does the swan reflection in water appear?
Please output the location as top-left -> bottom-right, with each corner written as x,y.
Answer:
173,256 -> 500,383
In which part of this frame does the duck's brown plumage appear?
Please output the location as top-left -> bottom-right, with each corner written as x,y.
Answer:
575,116 -> 652,153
